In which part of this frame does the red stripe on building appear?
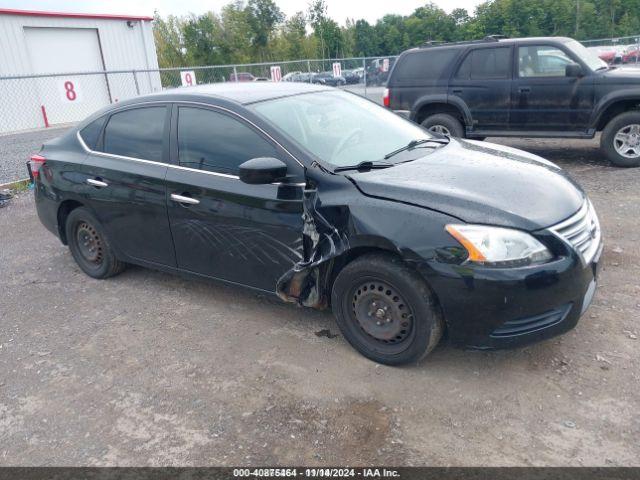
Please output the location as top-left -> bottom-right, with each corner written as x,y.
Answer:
0,8 -> 153,21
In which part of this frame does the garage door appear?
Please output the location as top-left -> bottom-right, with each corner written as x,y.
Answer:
24,27 -> 111,125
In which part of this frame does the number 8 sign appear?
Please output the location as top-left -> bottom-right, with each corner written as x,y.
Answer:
58,79 -> 82,103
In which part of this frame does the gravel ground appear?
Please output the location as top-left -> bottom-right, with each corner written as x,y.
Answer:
0,136 -> 639,466
0,126 -> 71,184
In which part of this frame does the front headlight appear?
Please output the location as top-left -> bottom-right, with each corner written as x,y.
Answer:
445,224 -> 553,267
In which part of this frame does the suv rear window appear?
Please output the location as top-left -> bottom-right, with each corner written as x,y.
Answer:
455,47 -> 511,80
393,48 -> 459,81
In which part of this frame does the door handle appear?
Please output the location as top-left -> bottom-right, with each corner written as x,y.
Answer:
86,178 -> 108,188
452,88 -> 463,94
518,86 -> 531,93
170,193 -> 200,205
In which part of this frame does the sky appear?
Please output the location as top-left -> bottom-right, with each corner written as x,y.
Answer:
0,0 -> 486,25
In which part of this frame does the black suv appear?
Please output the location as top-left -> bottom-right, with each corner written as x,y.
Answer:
385,36 -> 640,167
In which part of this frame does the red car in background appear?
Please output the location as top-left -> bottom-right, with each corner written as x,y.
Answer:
623,48 -> 640,64
229,72 -> 255,82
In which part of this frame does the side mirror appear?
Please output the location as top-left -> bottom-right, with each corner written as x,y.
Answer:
239,157 -> 288,185
565,63 -> 583,77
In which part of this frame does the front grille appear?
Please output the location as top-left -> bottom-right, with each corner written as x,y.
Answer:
550,200 -> 601,265
490,304 -> 572,338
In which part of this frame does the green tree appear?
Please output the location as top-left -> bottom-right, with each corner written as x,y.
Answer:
153,12 -> 186,68
246,0 -> 284,59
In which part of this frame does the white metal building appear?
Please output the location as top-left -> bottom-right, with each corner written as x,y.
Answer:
0,8 -> 162,133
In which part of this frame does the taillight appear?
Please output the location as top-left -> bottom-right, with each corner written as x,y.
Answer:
383,88 -> 390,108
29,154 -> 46,179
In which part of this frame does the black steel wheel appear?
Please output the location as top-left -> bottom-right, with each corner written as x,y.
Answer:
350,279 -> 415,354
75,221 -> 104,266
65,207 -> 126,279
332,253 -> 443,365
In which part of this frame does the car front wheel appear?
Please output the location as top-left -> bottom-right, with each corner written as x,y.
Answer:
65,207 -> 126,279
331,253 -> 443,366
601,111 -> 640,167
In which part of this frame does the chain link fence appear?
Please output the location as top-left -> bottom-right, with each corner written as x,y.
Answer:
0,56 -> 396,134
2,32 -> 640,135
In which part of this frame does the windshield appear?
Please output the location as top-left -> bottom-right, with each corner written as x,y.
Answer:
564,39 -> 608,71
249,90 -> 436,168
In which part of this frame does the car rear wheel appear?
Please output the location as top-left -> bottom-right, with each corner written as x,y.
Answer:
421,113 -> 465,138
331,253 -> 443,366
601,111 -> 640,167
65,207 -> 126,279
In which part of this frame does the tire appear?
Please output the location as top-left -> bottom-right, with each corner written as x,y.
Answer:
421,113 -> 465,138
601,111 -> 640,167
331,253 -> 444,366
65,207 -> 126,279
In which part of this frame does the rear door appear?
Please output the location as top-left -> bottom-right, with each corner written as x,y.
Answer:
448,46 -> 513,131
80,104 -> 176,267
165,104 -> 305,292
510,44 -> 594,131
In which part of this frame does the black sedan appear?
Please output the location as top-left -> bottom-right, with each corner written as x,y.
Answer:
31,83 -> 602,365
312,72 -> 346,86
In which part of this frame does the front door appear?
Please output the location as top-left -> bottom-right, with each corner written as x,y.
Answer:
510,44 -> 594,131
80,105 -> 176,267
448,46 -> 513,131
165,105 -> 305,292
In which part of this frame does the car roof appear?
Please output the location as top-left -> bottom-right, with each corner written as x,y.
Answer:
146,81 -> 332,105
408,36 -> 574,53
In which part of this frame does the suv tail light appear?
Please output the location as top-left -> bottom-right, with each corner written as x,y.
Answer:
383,88 -> 390,108
29,154 -> 46,179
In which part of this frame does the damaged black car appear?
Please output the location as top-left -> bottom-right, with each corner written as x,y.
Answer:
31,83 -> 602,365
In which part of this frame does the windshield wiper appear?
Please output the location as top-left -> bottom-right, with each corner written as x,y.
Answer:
383,138 -> 449,160
333,160 -> 395,172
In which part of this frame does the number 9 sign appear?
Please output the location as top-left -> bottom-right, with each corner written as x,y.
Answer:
180,70 -> 197,87
58,79 -> 82,103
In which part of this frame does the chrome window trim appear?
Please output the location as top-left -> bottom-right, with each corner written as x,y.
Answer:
76,98 -> 305,181
77,130 -> 240,179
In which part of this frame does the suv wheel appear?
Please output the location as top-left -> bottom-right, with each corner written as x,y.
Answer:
65,207 -> 126,279
331,253 -> 444,366
421,113 -> 464,138
601,111 -> 640,167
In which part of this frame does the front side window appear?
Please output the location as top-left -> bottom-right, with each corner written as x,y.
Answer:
102,107 -> 166,162
177,107 -> 279,175
250,90 -> 436,167
456,47 -> 511,80
518,46 -> 574,77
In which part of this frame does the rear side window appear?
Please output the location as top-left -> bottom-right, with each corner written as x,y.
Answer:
393,48 -> 458,81
79,116 -> 106,150
455,47 -> 511,80
177,107 -> 278,176
102,107 -> 166,162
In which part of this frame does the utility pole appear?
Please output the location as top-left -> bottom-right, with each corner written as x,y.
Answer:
575,0 -> 580,37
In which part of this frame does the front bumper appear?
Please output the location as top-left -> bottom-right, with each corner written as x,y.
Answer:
417,240 -> 602,350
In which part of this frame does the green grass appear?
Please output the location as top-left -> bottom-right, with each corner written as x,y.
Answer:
11,179 -> 31,193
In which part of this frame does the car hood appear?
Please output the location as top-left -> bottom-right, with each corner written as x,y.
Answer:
596,67 -> 640,84
347,139 -> 585,231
